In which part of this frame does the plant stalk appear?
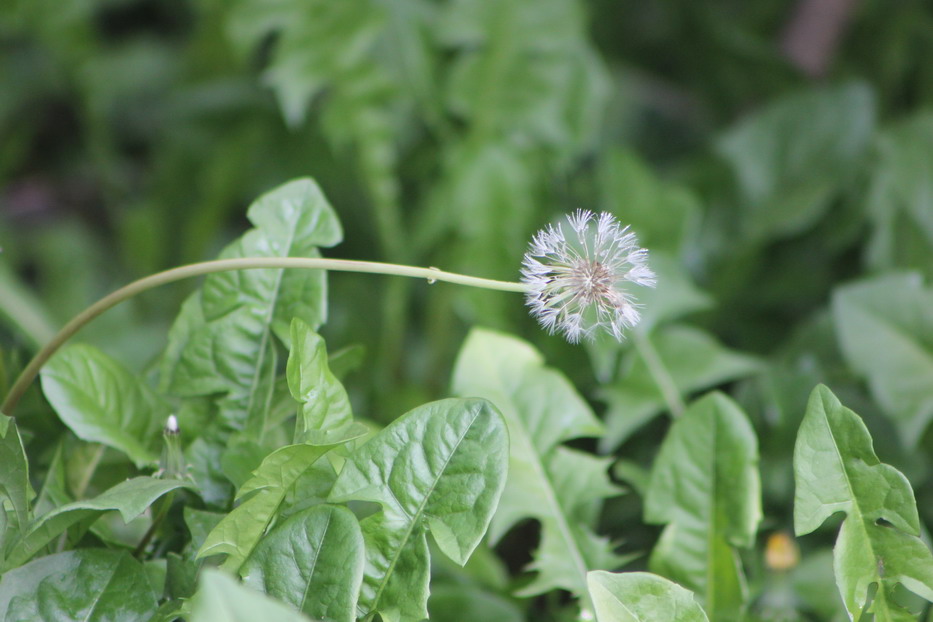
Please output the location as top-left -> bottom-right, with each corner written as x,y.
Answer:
1,257 -> 527,417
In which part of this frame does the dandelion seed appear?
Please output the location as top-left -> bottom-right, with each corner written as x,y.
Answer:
521,209 -> 656,343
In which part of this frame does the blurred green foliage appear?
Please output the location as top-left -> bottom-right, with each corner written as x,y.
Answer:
3,0 -> 933,619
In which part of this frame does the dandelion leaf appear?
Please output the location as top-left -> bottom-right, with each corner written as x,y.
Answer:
644,392 -> 761,621
452,328 -> 625,601
328,398 -> 508,622
794,384 -> 933,620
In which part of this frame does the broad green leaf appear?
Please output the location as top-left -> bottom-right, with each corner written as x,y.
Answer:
41,344 -> 167,466
452,328 -> 623,602
644,393 -> 761,621
189,569 -> 310,622
0,413 -> 31,564
587,571 -> 709,622
198,438 -> 353,573
866,113 -> 933,278
0,549 -> 158,621
286,318 -> 355,443
329,398 -> 508,622
3,477 -> 190,570
832,273 -> 933,445
241,505 -> 364,622
599,325 -> 762,450
716,82 -> 875,241
794,385 -> 933,620
160,178 -> 342,435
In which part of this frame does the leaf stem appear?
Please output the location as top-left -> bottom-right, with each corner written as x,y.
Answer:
632,331 -> 686,418
1,257 -> 527,416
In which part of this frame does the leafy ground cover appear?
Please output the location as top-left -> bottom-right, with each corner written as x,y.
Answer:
3,1 -> 933,620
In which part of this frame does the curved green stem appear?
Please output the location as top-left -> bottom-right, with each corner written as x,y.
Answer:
1,257 -> 527,416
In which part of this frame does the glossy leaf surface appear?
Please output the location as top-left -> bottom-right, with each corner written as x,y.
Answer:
644,392 -> 761,621
329,397 -> 508,622
0,549 -> 158,621
452,328 -> 623,601
794,385 -> 933,620
41,344 -> 167,466
241,505 -> 364,622
160,178 -> 342,434
3,477 -> 190,570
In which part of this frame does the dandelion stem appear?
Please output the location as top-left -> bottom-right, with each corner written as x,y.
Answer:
632,331 -> 685,418
1,257 -> 528,416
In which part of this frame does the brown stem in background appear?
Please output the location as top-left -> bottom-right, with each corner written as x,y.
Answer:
781,0 -> 857,78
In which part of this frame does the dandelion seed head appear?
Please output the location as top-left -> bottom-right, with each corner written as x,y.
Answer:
521,209 -> 656,343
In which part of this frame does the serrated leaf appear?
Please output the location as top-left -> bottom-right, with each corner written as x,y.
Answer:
2,477 -> 191,571
241,505 -> 364,622
0,413 -> 31,564
329,398 -> 508,622
794,384 -> 933,620
716,82 -> 875,241
832,272 -> 933,445
41,344 -> 167,467
599,325 -> 762,450
160,178 -> 342,436
587,571 -> 710,622
644,392 -> 761,621
287,318 -> 354,443
0,549 -> 158,621
198,437 -> 356,573
452,328 -> 623,603
189,569 -> 310,622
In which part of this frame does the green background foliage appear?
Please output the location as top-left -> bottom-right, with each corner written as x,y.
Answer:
3,0 -> 933,620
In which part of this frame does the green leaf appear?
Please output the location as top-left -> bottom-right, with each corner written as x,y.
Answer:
793,384 -> 933,620
832,272 -> 933,445
0,549 -> 158,621
0,413 -> 31,564
41,344 -> 167,466
716,82 -> 875,241
587,571 -> 710,622
329,397 -> 508,622
866,113 -> 933,278
452,328 -> 623,602
644,393 -> 761,621
3,477 -> 190,570
241,505 -> 364,622
198,434 -> 358,572
160,178 -> 342,435
189,569 -> 310,622
599,325 -> 762,450
428,585 -> 524,622
286,318 -> 355,444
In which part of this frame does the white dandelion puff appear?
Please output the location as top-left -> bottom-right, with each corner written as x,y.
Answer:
521,209 -> 656,343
